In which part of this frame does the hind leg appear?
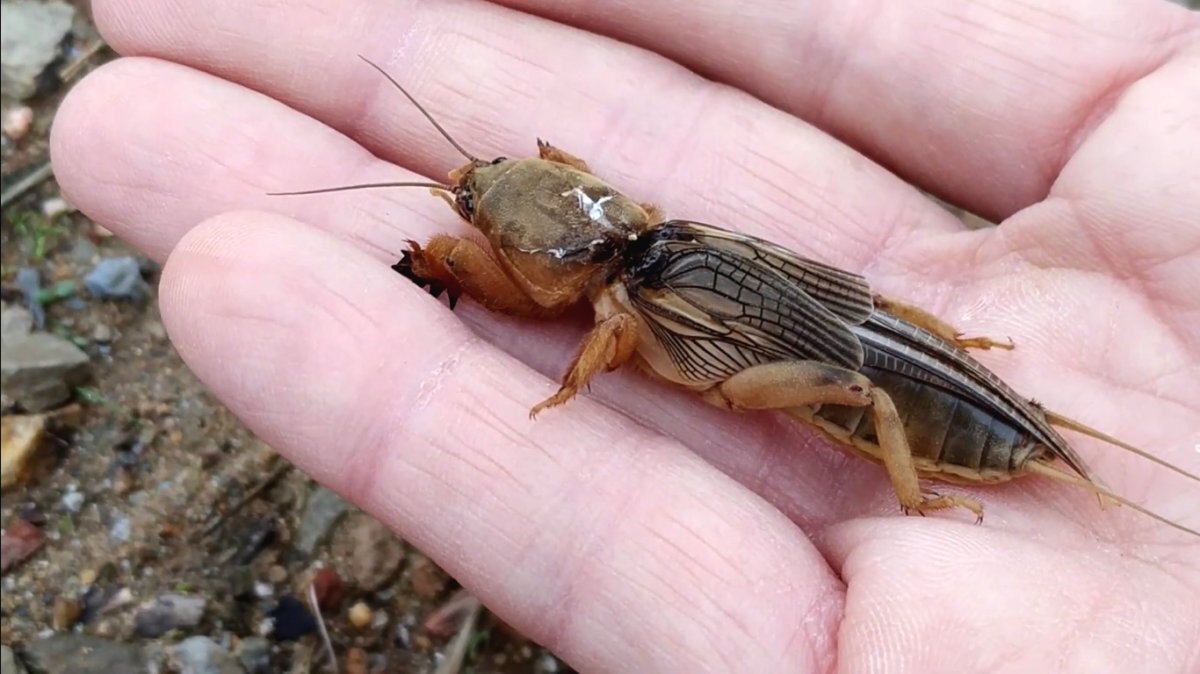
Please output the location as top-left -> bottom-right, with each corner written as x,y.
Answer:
873,293 -> 1014,351
537,139 -> 592,173
706,361 -> 984,521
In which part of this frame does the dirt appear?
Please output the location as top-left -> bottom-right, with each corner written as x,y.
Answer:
1,3 -> 567,673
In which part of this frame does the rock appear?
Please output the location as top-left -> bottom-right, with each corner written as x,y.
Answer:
1,305 -> 34,338
169,636 -> 245,674
348,601 -> 372,629
293,486 -> 349,556
0,1 -> 75,101
1,332 -> 91,411
2,105 -> 34,140
233,637 -> 271,674
107,514 -> 131,542
22,634 -> 145,674
1,519 -> 44,573
61,484 -> 84,512
91,323 -> 113,344
83,257 -> 149,302
342,648 -> 368,674
2,645 -> 27,674
52,596 -> 82,630
267,595 -> 316,641
310,566 -> 345,612
408,553 -> 449,600
134,593 -> 207,637
534,652 -> 562,673
1,413 -> 47,489
15,268 -> 43,329
41,196 -> 73,219
333,512 -> 404,592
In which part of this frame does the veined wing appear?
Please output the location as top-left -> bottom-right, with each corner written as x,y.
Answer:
661,220 -> 874,324
623,222 -> 868,384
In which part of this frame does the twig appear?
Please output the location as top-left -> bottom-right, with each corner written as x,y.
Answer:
1,161 -> 54,211
433,593 -> 483,674
60,40 -> 109,83
308,581 -> 339,672
198,459 -> 292,538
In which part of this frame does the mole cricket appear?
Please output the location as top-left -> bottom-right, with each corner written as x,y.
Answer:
272,56 -> 1198,538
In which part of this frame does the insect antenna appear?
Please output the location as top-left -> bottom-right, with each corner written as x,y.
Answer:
1043,409 -> 1199,484
267,181 -> 451,197
1025,461 -> 1200,539
357,54 -> 479,163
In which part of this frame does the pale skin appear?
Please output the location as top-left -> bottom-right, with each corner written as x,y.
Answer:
51,1 -> 1199,672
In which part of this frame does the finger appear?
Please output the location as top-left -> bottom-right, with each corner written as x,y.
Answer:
822,519 -> 1200,671
161,210 -> 845,672
91,0 -> 966,272
494,0 -> 1197,221
50,57 -> 445,263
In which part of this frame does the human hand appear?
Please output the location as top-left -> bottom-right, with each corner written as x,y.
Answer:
51,1 -> 1199,671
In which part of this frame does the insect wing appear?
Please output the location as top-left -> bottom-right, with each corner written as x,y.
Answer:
624,222 -> 868,384
663,220 -> 875,324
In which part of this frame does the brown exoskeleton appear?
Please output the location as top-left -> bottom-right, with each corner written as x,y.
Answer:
273,57 -> 1199,537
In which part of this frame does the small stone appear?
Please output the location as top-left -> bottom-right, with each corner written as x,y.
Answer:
408,553 -> 449,600
60,485 -> 84,512
2,106 -> 34,140
91,323 -> 113,344
23,634 -> 145,674
1,305 -> 35,338
169,636 -> 244,674
348,601 -> 372,629
108,514 -> 131,542
333,512 -> 404,592
41,196 -> 73,219
1,645 -> 26,674
1,519 -> 44,573
309,566 -> 345,612
79,568 -> 97,585
1,413 -> 47,489
534,652 -> 561,674
343,647 -> 368,674
84,257 -> 150,302
1,332 -> 91,412
234,636 -> 272,674
111,467 -> 135,496
52,596 -> 82,630
293,486 -> 349,556
0,1 -> 76,101
266,564 -> 287,584
268,595 -> 316,641
134,593 -> 207,637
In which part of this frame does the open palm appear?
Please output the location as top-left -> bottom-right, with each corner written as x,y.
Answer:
51,1 -> 1199,671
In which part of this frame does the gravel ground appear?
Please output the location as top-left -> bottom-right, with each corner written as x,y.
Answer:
2,2 -> 568,672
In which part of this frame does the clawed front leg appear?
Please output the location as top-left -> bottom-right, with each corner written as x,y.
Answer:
704,360 -> 984,522
529,312 -> 639,418
873,293 -> 1014,352
393,235 -> 558,319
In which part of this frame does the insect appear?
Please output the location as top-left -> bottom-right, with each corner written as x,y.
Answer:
272,56 -> 1198,538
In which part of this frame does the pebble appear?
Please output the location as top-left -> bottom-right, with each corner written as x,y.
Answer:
333,512 -> 404,592
15,267 -> 44,329
107,514 -> 131,542
41,196 -> 73,219
60,485 -> 84,512
169,636 -> 244,674
343,647 -> 368,674
1,305 -> 34,338
1,413 -> 47,489
79,568 -> 97,585
0,1 -> 75,100
293,486 -> 349,556
2,106 -> 34,140
408,553 -> 449,600
83,257 -> 150,302
234,636 -> 272,674
268,595 -> 316,641
535,652 -> 562,673
1,645 -> 26,674
0,331 -> 91,412
51,596 -> 82,630
134,593 -> 207,637
1,519 -> 44,573
91,323 -> 113,344
266,564 -> 287,584
310,566 -> 345,612
22,634 -> 145,674
348,601 -> 372,629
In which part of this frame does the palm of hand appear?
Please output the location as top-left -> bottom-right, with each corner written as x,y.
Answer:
52,1 -> 1199,671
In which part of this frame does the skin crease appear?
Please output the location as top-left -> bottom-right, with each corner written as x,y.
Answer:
48,0 -> 1199,672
